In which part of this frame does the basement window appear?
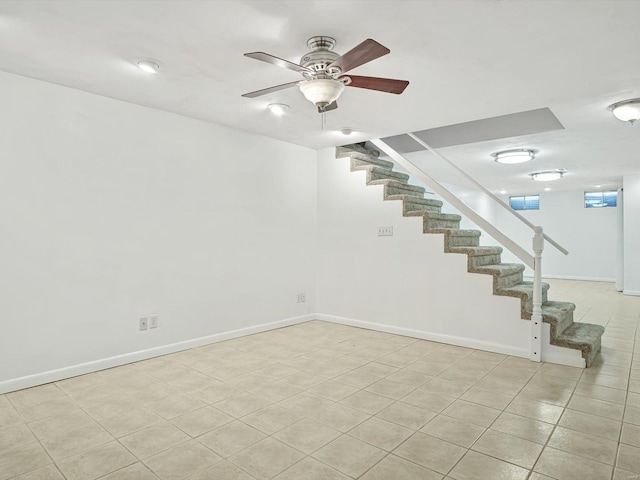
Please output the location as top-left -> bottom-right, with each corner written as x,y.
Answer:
585,190 -> 617,208
510,195 -> 540,211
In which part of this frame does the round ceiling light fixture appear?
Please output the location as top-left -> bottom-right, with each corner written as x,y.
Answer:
493,149 -> 535,164
137,59 -> 160,74
609,98 -> 640,124
530,170 -> 566,182
267,103 -> 290,116
340,127 -> 354,136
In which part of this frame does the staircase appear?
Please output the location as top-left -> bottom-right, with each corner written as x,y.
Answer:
336,143 -> 605,367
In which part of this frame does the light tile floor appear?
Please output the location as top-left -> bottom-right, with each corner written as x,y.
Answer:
1,279 -> 639,480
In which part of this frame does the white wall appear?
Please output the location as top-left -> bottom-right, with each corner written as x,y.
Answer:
0,71 -> 317,391
623,174 -> 640,295
315,148 -> 529,357
494,190 -> 617,281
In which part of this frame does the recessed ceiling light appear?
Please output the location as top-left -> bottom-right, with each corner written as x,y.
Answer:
340,128 -> 354,136
609,98 -> 640,124
594,184 -> 602,188
493,149 -> 535,164
499,190 -> 507,195
544,187 -> 551,191
530,170 -> 566,182
137,59 -> 160,74
267,103 -> 289,116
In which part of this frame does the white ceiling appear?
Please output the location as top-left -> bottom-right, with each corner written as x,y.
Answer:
1,0 -> 639,193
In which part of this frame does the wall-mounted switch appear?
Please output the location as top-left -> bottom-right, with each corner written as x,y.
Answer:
149,315 -> 158,329
296,293 -> 306,303
378,226 -> 393,236
139,317 -> 148,331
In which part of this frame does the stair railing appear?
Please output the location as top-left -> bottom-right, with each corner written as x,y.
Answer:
370,135 -> 569,363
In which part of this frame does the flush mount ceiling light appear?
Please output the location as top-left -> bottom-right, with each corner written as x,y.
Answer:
340,127 -> 354,136
493,149 -> 535,164
609,98 -> 640,124
267,103 -> 290,116
137,59 -> 160,74
530,170 -> 566,182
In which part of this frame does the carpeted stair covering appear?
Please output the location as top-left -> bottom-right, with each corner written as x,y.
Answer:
337,143 -> 605,367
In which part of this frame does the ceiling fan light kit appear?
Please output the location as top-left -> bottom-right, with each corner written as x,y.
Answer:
530,170 -> 566,182
242,36 -> 409,113
609,98 -> 640,124
493,148 -> 535,164
299,78 -> 345,109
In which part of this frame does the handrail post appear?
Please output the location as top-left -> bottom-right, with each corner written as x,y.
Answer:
531,226 -> 544,362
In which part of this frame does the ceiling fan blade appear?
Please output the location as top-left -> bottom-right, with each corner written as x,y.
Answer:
241,81 -> 302,98
329,39 -> 390,74
318,101 -> 338,113
244,52 -> 312,74
345,75 -> 409,94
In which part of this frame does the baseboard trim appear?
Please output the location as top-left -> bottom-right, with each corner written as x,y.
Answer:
0,314 -> 314,395
316,313 -> 529,358
623,290 -> 640,296
524,274 -> 616,283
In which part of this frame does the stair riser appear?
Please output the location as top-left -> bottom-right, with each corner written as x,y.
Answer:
404,204 -> 442,214
350,157 -> 395,170
496,271 -> 524,289
337,145 -> 380,158
555,310 -> 574,334
424,218 -> 461,230
368,170 -> 409,184
447,235 -> 481,247
403,198 -> 443,210
524,292 -> 549,312
585,341 -> 602,367
468,254 -> 502,268
385,184 -> 425,198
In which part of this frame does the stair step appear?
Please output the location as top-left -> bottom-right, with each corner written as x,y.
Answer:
443,229 -> 482,247
381,180 -> 426,198
497,281 -> 550,317
360,166 -> 410,184
542,301 -> 576,336
423,212 -> 462,230
386,195 -> 443,215
448,246 -> 503,268
351,156 -> 395,170
473,263 -> 525,288
555,322 -> 605,367
336,144 -> 380,158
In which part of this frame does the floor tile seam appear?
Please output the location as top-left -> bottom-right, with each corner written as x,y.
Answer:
383,429 -> 464,478
2,432 -> 62,480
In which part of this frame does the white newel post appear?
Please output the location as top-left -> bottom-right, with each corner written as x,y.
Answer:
531,226 -> 544,362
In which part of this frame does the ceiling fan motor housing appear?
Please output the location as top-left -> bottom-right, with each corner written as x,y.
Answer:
300,36 -> 341,75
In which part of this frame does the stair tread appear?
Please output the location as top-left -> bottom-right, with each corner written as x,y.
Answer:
474,263 -> 526,275
556,322 -> 605,346
424,211 -> 462,220
337,144 -> 380,157
499,281 -> 551,295
362,167 -> 410,182
448,246 -> 503,255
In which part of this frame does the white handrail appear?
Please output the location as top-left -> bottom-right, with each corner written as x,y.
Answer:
407,133 -> 569,256
371,138 -> 535,269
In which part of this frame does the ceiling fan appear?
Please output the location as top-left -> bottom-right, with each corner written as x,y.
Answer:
242,36 -> 409,113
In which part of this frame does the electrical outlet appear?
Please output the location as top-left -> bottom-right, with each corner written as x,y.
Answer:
149,315 -> 158,329
296,292 -> 306,303
139,317 -> 148,331
378,225 -> 393,236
